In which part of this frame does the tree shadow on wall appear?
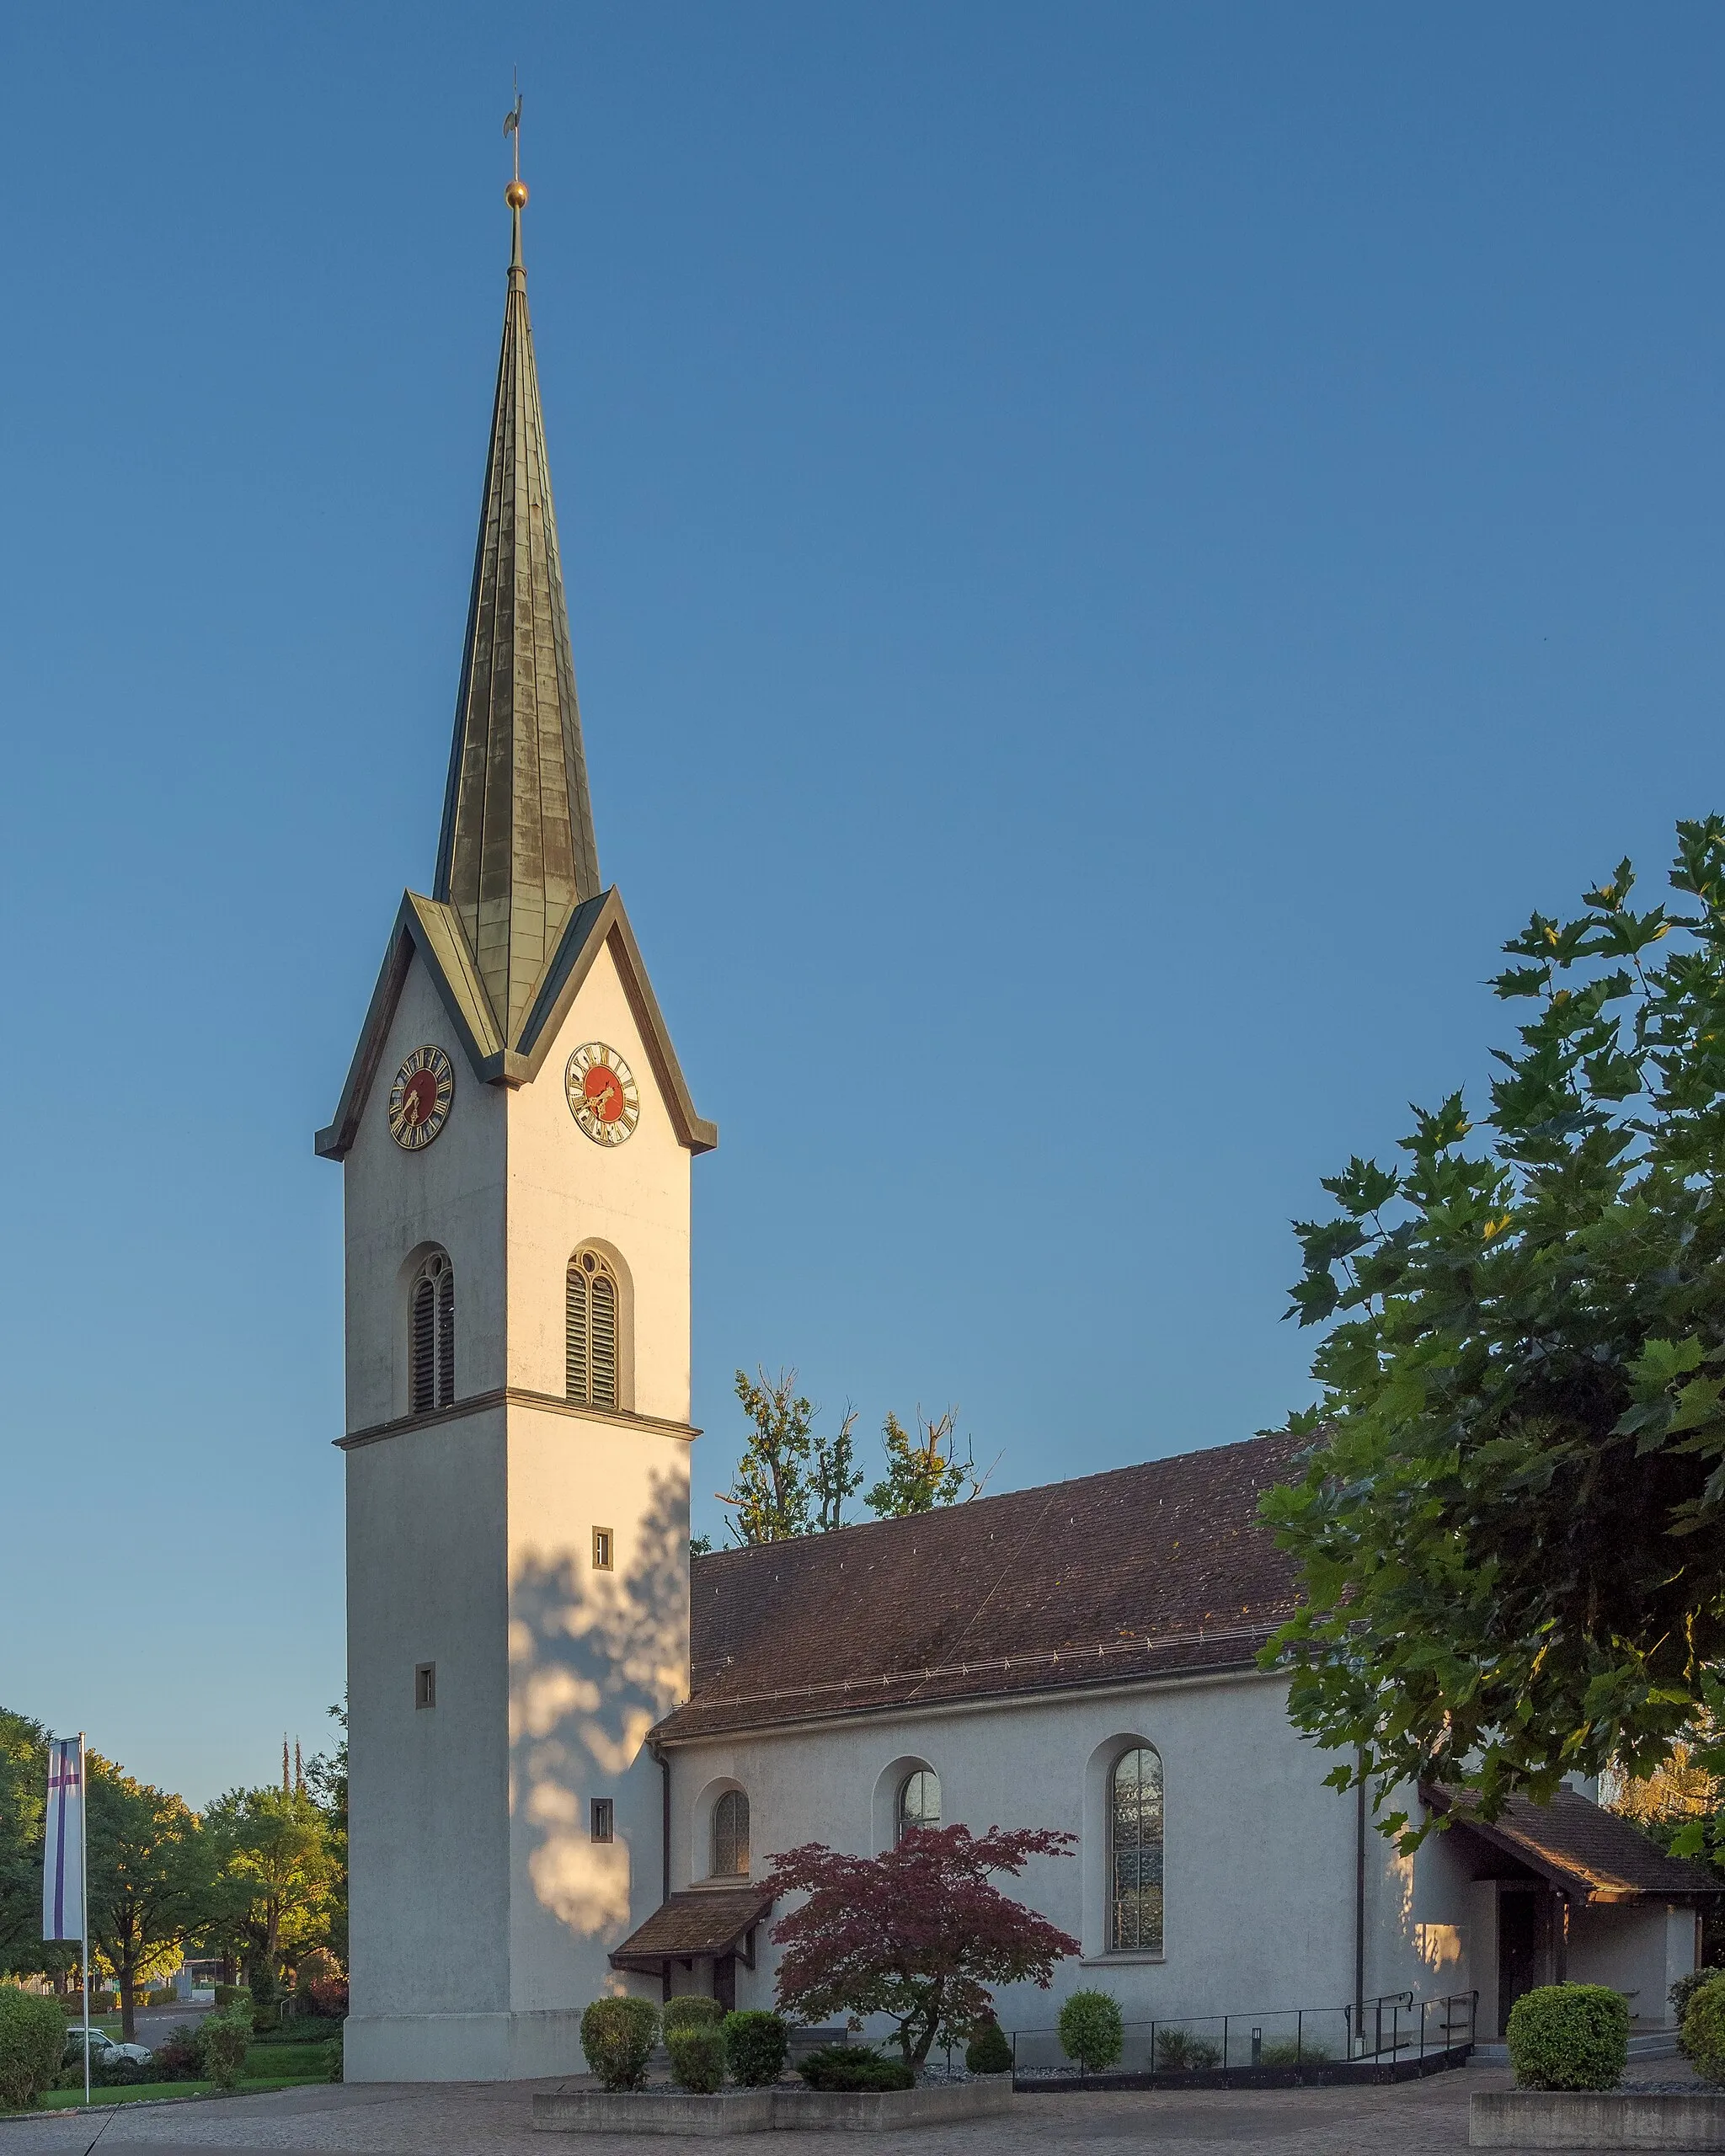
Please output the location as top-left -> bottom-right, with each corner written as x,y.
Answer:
509,1467 -> 686,1942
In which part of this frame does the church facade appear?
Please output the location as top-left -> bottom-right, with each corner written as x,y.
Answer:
318,185 -> 1714,2084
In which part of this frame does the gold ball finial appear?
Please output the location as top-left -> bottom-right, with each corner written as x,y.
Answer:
505,180 -> 528,209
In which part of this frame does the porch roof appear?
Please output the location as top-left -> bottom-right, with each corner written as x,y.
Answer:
1423,1784 -> 1725,1904
608,1888 -> 774,1974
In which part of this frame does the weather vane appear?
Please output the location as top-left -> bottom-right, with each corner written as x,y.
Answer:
504,72 -> 525,205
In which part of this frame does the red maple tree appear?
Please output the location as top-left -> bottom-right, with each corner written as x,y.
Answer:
763,1824 -> 1079,2065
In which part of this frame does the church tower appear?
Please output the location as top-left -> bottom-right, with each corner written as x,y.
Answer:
317,171 -> 715,2083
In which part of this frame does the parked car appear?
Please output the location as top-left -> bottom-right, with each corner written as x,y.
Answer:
62,2029 -> 152,2067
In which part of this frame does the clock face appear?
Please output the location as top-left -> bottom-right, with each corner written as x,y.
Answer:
566,1042 -> 640,1146
388,1045 -> 455,1150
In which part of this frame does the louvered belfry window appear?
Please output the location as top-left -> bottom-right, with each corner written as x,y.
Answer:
711,1789 -> 750,1877
1108,1745 -> 1165,1953
566,1250 -> 619,1409
410,1251 -> 455,1414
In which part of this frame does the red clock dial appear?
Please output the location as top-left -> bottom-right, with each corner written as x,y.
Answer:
584,1065 -> 626,1122
388,1045 -> 455,1150
566,1043 -> 640,1145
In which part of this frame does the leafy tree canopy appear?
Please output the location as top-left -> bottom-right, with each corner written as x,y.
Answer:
200,1785 -> 336,1988
0,1708 -> 64,1977
86,1758 -> 206,2037
714,1372 -> 988,1545
764,1823 -> 1077,2063
715,1369 -> 862,1544
1263,820 -> 1725,1849
864,1409 -> 985,1518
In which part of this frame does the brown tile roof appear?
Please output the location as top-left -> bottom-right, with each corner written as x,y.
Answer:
655,1431 -> 1306,1743
1423,1785 -> 1725,1903
609,1889 -> 774,1972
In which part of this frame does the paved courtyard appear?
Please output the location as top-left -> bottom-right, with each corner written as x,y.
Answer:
0,2062 -> 1572,2156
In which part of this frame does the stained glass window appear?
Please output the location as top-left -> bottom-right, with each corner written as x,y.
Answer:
896,1769 -> 942,1841
712,1789 -> 750,1876
1109,1746 -> 1164,1952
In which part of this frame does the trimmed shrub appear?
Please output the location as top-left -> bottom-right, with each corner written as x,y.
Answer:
796,2043 -> 915,2092
212,1984 -> 244,2007
1155,2027 -> 1220,2070
152,2025 -> 204,2081
662,1995 -> 724,2036
964,2016 -> 1012,2075
1681,1972 -> 1725,2084
1059,1989 -> 1124,2073
323,2031 -> 344,2083
1674,1969 -> 1724,2036
90,2054 -> 154,2088
1507,1984 -> 1628,2092
723,2010 -> 788,2088
666,2024 -> 726,2094
580,1996 -> 659,2092
0,1988 -> 71,2111
200,1999 -> 256,2090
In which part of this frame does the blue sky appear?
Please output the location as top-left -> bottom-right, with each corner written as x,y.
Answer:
3,3 -> 1722,1805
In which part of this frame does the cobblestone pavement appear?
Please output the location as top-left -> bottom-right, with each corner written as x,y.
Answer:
0,2063 -> 1542,2156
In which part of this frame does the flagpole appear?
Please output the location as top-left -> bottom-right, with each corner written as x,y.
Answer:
79,1734 -> 89,2106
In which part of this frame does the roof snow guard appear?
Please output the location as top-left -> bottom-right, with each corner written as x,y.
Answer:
654,1430 -> 1306,1742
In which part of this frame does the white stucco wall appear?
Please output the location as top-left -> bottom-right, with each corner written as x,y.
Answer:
1570,1901 -> 1696,2030
504,938 -> 692,1424
665,1670 -> 1378,2044
345,1406 -> 511,2030
342,953 -> 510,1430
341,929 -> 698,2080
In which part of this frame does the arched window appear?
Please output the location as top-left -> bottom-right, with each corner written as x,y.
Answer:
409,1251 -> 455,1414
1108,1746 -> 1164,1953
710,1790 -> 750,1877
896,1769 -> 941,1842
566,1249 -> 619,1408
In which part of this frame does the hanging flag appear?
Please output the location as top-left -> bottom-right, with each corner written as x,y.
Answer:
42,1737 -> 85,1942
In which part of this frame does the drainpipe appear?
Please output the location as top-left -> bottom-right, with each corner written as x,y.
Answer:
653,1742 -> 671,1905
652,1741 -> 672,2004
1354,1751 -> 1367,2045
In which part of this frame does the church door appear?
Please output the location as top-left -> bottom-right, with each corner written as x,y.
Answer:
714,1955 -> 737,2014
1497,1887 -> 1541,2036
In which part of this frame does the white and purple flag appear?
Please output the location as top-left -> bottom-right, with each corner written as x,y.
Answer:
41,1737 -> 85,1943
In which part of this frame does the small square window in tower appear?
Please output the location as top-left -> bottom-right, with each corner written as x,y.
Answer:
414,1663 -> 436,1710
592,1527 -> 614,1571
590,1798 -> 614,1844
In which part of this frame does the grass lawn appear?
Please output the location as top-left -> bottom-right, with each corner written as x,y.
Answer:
14,2045 -> 334,2117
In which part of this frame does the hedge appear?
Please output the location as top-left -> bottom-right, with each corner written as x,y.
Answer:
0,1991 -> 67,2111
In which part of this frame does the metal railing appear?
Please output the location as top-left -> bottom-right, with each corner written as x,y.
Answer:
1008,1989 -> 1477,2081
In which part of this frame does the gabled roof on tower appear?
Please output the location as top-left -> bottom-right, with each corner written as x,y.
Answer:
433,189 -> 601,1053
314,886 -> 716,1158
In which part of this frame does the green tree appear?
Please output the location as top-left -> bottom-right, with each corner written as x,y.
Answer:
0,1709 -> 52,1975
86,1758 -> 205,2039
864,1408 -> 984,1517
716,1369 -> 862,1543
202,1786 -> 335,1997
302,1699 -> 349,1965
1262,819 -> 1725,1847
